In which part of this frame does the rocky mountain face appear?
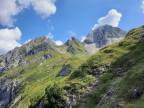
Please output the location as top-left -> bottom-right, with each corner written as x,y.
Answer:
84,25 -> 127,55
65,37 -> 86,55
0,79 -> 22,108
0,36 -> 58,108
1,25 -> 143,108
0,25 -> 126,74
0,36 -> 56,74
0,36 -> 87,108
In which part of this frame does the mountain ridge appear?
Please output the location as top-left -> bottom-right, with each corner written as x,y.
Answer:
1,25 -> 144,108
0,25 -> 127,74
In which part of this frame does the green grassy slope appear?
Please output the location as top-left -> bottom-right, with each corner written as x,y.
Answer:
69,26 -> 144,107
0,49 -> 86,108
1,26 -> 144,108
0,36 -> 89,108
31,26 -> 144,108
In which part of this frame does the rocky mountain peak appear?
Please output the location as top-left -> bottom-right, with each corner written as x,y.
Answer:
0,36 -> 56,73
84,25 -> 127,45
71,36 -> 77,41
65,37 -> 86,55
65,39 -> 71,46
84,25 -> 127,55
21,36 -> 56,56
25,36 -> 56,47
65,37 -> 80,46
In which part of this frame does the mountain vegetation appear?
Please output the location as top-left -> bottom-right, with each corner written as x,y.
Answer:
0,25 -> 144,108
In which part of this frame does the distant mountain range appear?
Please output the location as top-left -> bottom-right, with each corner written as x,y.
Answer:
1,25 -> 144,108
0,25 -> 126,74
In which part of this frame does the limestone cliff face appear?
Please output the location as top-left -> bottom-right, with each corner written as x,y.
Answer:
84,25 -> 127,55
0,36 -> 56,73
0,79 -> 22,108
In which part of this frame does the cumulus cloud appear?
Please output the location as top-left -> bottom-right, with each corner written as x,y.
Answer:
24,39 -> 32,44
92,9 -> 122,30
0,0 -> 21,27
18,0 -> 56,18
55,41 -> 63,46
141,0 -> 144,13
31,0 -> 56,18
0,0 -> 57,27
46,33 -> 54,39
81,36 -> 86,42
0,27 -> 22,54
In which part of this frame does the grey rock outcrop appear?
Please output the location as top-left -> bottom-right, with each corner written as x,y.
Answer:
58,64 -> 73,76
43,53 -> 53,59
0,79 -> 22,108
84,25 -> 127,55
0,36 -> 56,73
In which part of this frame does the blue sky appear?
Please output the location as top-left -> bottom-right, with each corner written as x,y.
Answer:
0,0 -> 144,54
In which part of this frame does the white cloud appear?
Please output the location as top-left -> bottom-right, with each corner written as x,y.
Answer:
0,0 -> 57,27
141,0 -> 144,13
17,0 -> 56,18
31,0 -> 56,18
81,36 -> 86,42
55,41 -> 63,46
0,27 -> 21,41
67,31 -> 77,36
0,27 -> 22,54
92,9 -> 122,30
17,0 -> 32,8
46,33 -> 54,39
0,0 -> 21,27
24,39 -> 32,44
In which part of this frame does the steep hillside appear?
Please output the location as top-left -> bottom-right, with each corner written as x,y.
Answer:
84,25 -> 127,55
0,36 -> 56,74
0,25 -> 144,108
66,25 -> 144,107
0,50 -> 86,108
31,25 -> 144,108
0,36 -> 88,108
0,36 -> 86,74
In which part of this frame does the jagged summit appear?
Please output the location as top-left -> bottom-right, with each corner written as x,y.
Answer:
65,36 -> 81,47
65,39 -> 71,46
84,25 -> 127,55
0,36 -> 56,73
65,36 -> 76,44
64,37 -> 86,55
25,36 -> 56,47
71,36 -> 77,40
84,25 -> 127,45
0,25 -> 127,74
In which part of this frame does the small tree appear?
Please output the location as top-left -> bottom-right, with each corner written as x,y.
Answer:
42,83 -> 65,108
